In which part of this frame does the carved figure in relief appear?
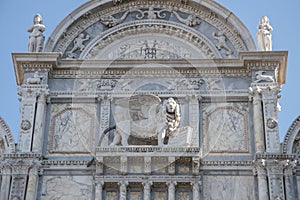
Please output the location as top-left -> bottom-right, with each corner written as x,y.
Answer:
254,71 -> 274,83
28,13 -> 45,52
163,98 -> 181,144
205,78 -> 222,90
67,33 -> 90,58
105,95 -> 181,146
100,11 -> 129,27
77,79 -> 98,91
172,10 -> 200,27
257,16 -> 273,51
212,32 -> 232,57
26,71 -> 44,84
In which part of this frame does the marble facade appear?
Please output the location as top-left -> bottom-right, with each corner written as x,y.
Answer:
0,0 -> 299,199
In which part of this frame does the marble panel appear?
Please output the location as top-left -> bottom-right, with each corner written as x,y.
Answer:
41,176 -> 92,200
203,103 -> 249,154
203,176 -> 255,200
48,104 -> 96,153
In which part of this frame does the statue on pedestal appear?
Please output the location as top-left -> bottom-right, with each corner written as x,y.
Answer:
256,16 -> 273,51
28,14 -> 45,52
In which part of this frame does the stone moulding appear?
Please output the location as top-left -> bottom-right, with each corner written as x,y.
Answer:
0,116 -> 16,153
12,52 -> 61,85
282,115 -> 300,154
96,146 -> 201,153
12,52 -> 288,86
81,20 -> 220,60
45,0 -> 255,55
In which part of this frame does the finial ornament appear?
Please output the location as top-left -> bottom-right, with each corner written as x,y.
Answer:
256,16 -> 273,51
28,13 -> 45,52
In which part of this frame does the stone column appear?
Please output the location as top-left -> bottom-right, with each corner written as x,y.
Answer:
254,159 -> 269,200
119,181 -> 128,200
191,181 -> 201,200
260,84 -> 281,153
144,156 -> 151,175
17,87 -> 39,152
98,95 -> 112,146
0,163 -> 11,200
25,165 -> 39,200
120,156 -> 127,175
283,159 -> 297,200
250,86 -> 265,153
95,181 -> 104,200
188,95 -> 200,146
32,88 -> 49,152
168,156 -> 175,175
143,181 -> 152,200
167,181 -> 176,200
266,159 -> 285,200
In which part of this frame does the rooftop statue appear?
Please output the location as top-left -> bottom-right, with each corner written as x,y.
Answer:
28,13 -> 45,52
256,16 -> 273,51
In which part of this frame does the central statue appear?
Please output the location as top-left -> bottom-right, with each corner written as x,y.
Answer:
110,95 -> 181,146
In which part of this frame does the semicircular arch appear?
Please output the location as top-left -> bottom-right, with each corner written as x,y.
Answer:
282,115 -> 300,154
0,116 -> 16,154
44,0 -> 256,59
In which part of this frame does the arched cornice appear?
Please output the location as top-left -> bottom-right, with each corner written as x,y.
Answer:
0,116 -> 16,153
44,0 -> 256,59
282,115 -> 300,154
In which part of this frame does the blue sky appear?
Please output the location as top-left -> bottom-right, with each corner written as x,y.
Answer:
0,0 -> 299,142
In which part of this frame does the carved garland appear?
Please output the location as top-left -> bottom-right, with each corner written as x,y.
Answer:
52,1 -> 247,56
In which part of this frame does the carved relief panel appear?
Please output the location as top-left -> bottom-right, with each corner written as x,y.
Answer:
203,103 -> 250,154
41,176 -> 92,200
48,104 -> 96,154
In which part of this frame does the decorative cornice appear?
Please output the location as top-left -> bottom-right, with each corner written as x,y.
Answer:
49,90 -> 249,98
96,146 -> 201,153
12,53 -> 61,85
43,159 -> 90,166
255,153 -> 295,160
200,160 -> 253,166
3,153 -> 42,159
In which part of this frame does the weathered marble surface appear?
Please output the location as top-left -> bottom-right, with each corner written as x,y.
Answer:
203,176 -> 255,200
48,104 -> 96,153
203,103 -> 249,154
42,176 -> 92,200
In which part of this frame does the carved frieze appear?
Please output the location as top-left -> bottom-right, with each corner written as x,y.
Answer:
203,103 -> 249,154
48,104 -> 96,153
50,1 -> 248,57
